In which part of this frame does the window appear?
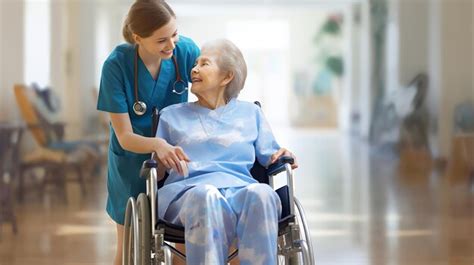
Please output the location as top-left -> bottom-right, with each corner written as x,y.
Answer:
24,0 -> 50,88
227,19 -> 290,125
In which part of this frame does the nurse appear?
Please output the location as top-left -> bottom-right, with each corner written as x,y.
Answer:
96,1 -> 199,264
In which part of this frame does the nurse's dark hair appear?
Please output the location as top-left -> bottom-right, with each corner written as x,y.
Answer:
201,39 -> 247,101
122,0 -> 176,44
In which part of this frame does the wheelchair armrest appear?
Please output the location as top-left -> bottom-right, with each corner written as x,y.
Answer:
266,155 -> 296,217
266,155 -> 294,176
140,156 -> 167,183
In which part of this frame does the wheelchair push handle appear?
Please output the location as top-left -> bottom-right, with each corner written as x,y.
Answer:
140,159 -> 158,179
151,107 -> 160,137
267,155 -> 294,176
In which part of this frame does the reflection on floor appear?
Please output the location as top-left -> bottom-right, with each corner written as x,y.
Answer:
0,128 -> 473,265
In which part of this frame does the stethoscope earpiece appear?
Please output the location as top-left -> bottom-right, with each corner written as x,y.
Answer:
133,101 -> 147,116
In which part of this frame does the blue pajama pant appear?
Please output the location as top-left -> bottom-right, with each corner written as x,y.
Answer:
162,183 -> 282,265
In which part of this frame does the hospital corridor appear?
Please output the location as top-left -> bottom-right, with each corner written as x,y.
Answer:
1,0 -> 473,264
1,128 -> 473,264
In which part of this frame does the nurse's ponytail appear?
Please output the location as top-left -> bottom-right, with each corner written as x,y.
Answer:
122,0 -> 176,44
122,20 -> 134,44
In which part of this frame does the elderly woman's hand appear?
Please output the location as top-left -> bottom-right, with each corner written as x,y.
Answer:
270,148 -> 298,169
154,138 -> 190,175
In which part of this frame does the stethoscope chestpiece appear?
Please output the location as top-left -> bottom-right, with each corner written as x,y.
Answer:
133,101 -> 147,116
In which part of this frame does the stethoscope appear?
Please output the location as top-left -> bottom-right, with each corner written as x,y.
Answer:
133,45 -> 188,116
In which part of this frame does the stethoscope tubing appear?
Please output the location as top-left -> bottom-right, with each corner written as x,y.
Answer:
133,45 -> 187,116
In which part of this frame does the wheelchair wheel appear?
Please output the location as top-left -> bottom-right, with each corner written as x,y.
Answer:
123,197 -> 136,265
123,194 -> 152,265
278,197 -> 315,265
294,197 -> 314,265
137,193 -> 151,264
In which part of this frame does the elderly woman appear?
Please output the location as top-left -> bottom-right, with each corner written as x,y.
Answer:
156,39 -> 297,265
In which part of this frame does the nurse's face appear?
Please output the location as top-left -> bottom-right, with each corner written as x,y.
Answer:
190,50 -> 230,98
134,17 -> 179,59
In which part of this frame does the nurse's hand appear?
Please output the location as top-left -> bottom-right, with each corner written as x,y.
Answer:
155,138 -> 190,176
270,148 -> 298,169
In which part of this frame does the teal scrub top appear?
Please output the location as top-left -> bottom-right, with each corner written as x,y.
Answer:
97,36 -> 200,224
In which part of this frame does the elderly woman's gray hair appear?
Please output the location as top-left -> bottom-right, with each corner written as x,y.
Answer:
201,39 -> 247,101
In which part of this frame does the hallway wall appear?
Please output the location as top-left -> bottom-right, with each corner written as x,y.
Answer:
438,0 -> 473,157
0,1 -> 24,122
389,0 -> 473,158
1,0 -> 472,159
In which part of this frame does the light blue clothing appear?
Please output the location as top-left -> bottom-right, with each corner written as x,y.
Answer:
155,99 -> 281,218
156,99 -> 282,264
97,36 -> 200,224
164,184 -> 281,265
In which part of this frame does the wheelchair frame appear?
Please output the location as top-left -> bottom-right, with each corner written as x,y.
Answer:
123,158 -> 314,265
123,105 -> 314,265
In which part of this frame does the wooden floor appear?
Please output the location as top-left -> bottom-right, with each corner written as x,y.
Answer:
0,128 -> 473,265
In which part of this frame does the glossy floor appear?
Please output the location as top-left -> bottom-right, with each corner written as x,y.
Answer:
0,128 -> 473,265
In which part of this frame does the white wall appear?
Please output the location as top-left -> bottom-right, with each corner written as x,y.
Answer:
357,1 -> 372,138
2,0 -> 357,133
348,3 -> 362,135
174,4 -> 342,126
60,1 -> 98,138
344,2 -> 362,134
385,0 -> 473,158
438,0 -> 473,157
385,0 -> 399,95
1,1 -> 100,139
398,0 -> 429,86
286,8 -> 327,127
79,1 -> 99,136
427,0 -> 441,156
0,1 -> 24,121
50,2 -> 68,122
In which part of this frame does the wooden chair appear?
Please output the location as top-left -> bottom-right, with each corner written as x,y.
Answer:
13,84 -> 95,202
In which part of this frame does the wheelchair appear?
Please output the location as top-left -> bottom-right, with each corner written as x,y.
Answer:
123,107 -> 315,265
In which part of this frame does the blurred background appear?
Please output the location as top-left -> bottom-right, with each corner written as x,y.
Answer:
0,0 -> 473,264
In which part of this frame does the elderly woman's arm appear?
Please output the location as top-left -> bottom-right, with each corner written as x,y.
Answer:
254,106 -> 298,169
270,147 -> 298,169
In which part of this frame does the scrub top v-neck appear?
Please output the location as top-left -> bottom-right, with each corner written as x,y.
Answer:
97,36 -> 200,224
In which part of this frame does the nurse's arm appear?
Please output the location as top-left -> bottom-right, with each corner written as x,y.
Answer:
109,113 -> 189,175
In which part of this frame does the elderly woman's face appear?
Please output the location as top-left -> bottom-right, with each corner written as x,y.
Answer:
190,50 -> 228,97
